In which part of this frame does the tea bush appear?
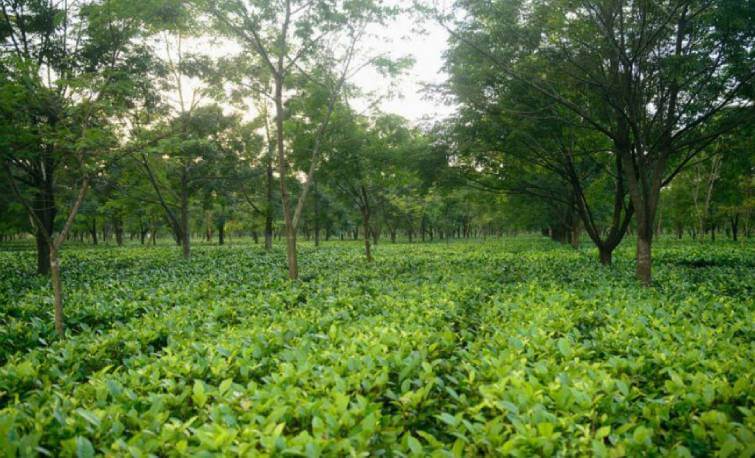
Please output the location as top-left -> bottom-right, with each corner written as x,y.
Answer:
0,237 -> 753,456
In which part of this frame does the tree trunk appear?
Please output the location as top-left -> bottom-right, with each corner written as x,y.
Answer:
180,174 -> 190,259
621,148 -> 661,286
314,180 -> 320,247
90,220 -> 98,245
265,144 -> 274,252
285,224 -> 298,278
636,233 -> 652,286
139,219 -> 147,245
361,208 -> 372,262
599,246 -> 612,266
114,216 -> 124,247
274,75 -> 298,279
49,247 -> 64,336
731,215 -> 739,242
36,233 -> 51,275
570,221 -> 580,249
32,175 -> 57,275
218,220 -> 225,245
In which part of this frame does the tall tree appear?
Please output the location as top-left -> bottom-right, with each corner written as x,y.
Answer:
140,105 -> 239,258
0,0 -> 169,335
0,0 -> 166,274
203,0 -> 399,279
441,0 -> 755,284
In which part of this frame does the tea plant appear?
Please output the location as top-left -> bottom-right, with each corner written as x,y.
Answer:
0,238 -> 753,456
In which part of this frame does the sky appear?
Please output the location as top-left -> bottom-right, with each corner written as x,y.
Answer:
349,10 -> 455,124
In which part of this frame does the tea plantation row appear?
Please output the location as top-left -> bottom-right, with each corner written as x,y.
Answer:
0,238 -> 753,456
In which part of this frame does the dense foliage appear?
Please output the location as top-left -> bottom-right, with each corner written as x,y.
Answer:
1,238 -> 752,456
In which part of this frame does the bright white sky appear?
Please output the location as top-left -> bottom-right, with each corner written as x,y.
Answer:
349,8 -> 455,124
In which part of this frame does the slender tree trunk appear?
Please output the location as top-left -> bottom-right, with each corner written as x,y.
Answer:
621,147 -> 662,286
361,208 -> 372,262
139,218 -> 147,245
114,216 -> 124,247
570,220 -> 581,249
32,170 -> 57,275
313,180 -> 320,247
50,247 -> 64,336
218,221 -> 225,245
599,246 -> 612,265
180,172 -> 190,259
265,139 -> 274,252
274,76 -> 298,279
636,231 -> 652,285
90,220 -> 98,245
36,233 -> 51,275
731,215 -> 739,242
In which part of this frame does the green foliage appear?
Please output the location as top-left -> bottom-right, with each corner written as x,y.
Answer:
1,238 -> 752,455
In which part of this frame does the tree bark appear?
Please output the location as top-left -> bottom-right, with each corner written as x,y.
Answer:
620,146 -> 662,286
599,246 -> 612,266
731,215 -> 739,242
114,216 -> 124,247
264,119 -> 274,252
636,233 -> 652,286
361,208 -> 372,262
180,171 -> 190,259
570,220 -> 581,249
274,75 -> 298,279
30,159 -> 57,275
50,247 -> 64,336
313,179 -> 320,247
90,220 -> 98,245
36,233 -> 51,275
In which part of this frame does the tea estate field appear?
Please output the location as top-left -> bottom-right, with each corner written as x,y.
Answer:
0,237 -> 753,457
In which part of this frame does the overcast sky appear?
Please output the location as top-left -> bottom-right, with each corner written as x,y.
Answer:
349,10 -> 455,124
